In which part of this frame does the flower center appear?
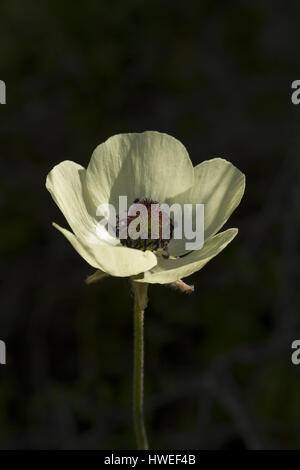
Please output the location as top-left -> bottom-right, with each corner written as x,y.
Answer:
116,198 -> 174,257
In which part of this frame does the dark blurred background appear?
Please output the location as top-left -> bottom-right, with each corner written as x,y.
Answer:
1,0 -> 300,450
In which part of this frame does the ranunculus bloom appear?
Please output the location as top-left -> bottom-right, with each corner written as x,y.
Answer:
46,131 -> 245,285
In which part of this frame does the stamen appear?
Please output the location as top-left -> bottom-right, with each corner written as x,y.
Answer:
116,198 -> 174,255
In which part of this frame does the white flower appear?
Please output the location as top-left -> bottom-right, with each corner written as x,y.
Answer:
46,131 -> 245,285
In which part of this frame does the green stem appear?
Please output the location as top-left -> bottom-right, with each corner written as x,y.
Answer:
133,282 -> 149,450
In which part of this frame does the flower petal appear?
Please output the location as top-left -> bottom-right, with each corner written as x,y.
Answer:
46,161 -> 98,240
185,158 -> 245,239
136,228 -> 238,284
53,223 -> 158,277
164,159 -> 244,257
86,131 -> 194,209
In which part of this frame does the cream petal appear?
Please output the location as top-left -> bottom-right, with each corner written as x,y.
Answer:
167,158 -> 245,256
185,158 -> 245,239
137,228 -> 238,284
86,131 -> 194,210
46,161 -> 98,240
53,223 -> 100,269
53,223 -> 158,277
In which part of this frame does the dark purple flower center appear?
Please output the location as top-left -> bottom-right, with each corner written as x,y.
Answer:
116,198 -> 174,257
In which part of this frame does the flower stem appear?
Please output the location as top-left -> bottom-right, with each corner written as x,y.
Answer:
132,282 -> 149,450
